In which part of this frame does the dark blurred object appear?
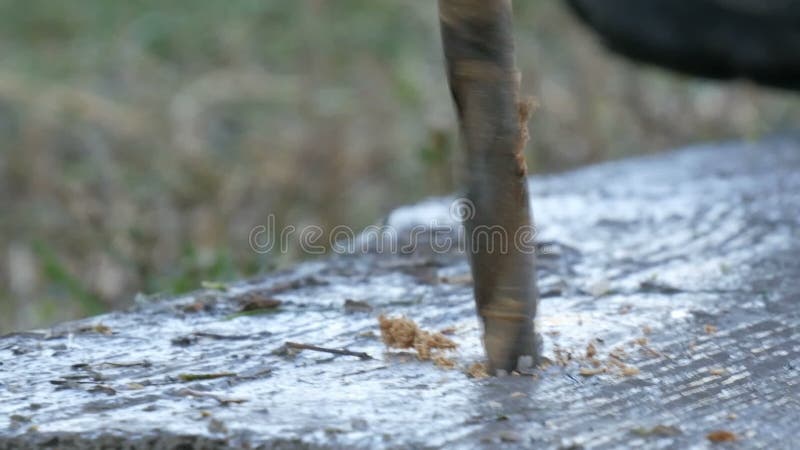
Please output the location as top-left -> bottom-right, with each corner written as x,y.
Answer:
567,0 -> 800,89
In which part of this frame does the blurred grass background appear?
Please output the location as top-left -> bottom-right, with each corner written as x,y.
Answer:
1,0 -> 798,333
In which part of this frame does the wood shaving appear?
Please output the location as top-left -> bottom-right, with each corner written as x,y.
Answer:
553,346 -> 573,366
707,430 -> 737,442
631,424 -> 681,437
606,357 -> 627,369
586,341 -> 598,358
378,315 -> 457,361
537,357 -> 554,370
620,365 -> 640,377
433,355 -> 456,369
467,362 -> 490,379
579,367 -> 605,376
379,315 -> 417,348
610,347 -> 628,360
415,332 -> 457,360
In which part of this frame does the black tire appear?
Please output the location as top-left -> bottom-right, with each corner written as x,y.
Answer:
566,0 -> 800,89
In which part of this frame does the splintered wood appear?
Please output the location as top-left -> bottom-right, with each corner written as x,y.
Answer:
378,315 -> 457,361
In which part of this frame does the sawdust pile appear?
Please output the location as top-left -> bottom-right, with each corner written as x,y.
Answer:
378,315 -> 457,361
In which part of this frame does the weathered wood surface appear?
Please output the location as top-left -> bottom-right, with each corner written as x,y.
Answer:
1,136 -> 799,449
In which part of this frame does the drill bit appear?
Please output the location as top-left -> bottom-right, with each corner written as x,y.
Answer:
438,0 -> 540,373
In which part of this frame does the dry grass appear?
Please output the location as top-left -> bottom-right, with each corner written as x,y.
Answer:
1,1 -> 798,332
